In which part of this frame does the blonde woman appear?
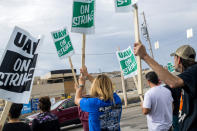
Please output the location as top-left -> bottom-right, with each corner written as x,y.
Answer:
74,67 -> 122,131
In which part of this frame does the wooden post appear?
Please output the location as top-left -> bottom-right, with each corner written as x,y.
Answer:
0,101 -> 12,130
117,48 -> 128,107
82,34 -> 86,68
133,4 -> 144,102
133,76 -> 143,102
68,56 -> 78,86
80,34 -> 87,94
133,76 -> 138,90
120,71 -> 128,107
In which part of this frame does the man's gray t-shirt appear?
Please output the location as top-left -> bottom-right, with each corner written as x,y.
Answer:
143,85 -> 173,131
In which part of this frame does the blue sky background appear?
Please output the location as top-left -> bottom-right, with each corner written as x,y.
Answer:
0,0 -> 197,76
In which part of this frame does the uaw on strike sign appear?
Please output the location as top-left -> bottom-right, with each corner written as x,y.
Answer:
0,26 -> 40,104
114,0 -> 138,13
51,27 -> 74,59
71,0 -> 95,34
116,46 -> 137,79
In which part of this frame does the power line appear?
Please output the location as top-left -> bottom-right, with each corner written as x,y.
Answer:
141,11 -> 154,59
0,50 -> 116,56
0,28 -> 196,56
38,51 -> 116,55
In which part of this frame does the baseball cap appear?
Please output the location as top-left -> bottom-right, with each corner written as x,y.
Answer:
170,45 -> 196,61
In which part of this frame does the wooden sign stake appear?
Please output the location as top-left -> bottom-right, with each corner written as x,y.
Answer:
82,34 -> 86,68
0,101 -> 12,130
68,56 -> 78,86
133,4 -> 144,102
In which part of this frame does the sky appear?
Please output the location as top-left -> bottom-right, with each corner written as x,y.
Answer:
0,0 -> 197,76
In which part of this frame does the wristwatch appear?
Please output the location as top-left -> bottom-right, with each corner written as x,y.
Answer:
79,85 -> 84,88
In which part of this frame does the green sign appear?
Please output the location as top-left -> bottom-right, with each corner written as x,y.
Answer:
117,46 -> 137,79
71,0 -> 95,34
51,28 -> 74,58
117,0 -> 132,7
167,62 -> 175,73
115,0 -> 137,12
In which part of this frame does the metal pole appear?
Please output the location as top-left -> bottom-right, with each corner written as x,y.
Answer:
142,12 -> 154,59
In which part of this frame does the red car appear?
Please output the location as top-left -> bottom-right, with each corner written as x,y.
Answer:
26,98 -> 81,127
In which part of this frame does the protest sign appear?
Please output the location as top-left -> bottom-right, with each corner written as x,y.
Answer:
21,101 -> 32,114
71,0 -> 95,34
154,41 -> 159,50
31,98 -> 39,111
114,0 -> 138,12
167,62 -> 175,73
116,46 -> 137,79
0,26 -> 40,104
51,27 -> 78,85
51,28 -> 74,58
187,28 -> 193,39
50,97 -> 56,105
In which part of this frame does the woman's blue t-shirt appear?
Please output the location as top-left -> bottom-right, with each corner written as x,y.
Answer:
80,93 -> 122,131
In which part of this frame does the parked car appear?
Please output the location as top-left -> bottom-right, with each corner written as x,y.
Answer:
26,97 -> 81,127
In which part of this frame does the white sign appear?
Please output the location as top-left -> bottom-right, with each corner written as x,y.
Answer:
154,41 -> 159,50
50,97 -> 56,105
0,26 -> 40,104
187,28 -> 193,39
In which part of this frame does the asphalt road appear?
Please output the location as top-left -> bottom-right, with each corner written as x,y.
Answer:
61,102 -> 148,131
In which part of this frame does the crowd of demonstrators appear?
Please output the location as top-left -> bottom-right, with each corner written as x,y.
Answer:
1,44 -> 196,131
2,103 -> 31,131
134,43 -> 197,131
31,96 -> 60,131
74,67 -> 122,131
142,71 -> 173,131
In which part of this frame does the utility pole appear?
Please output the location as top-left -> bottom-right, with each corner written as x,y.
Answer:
141,12 -> 154,59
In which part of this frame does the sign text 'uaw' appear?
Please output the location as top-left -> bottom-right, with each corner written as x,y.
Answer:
51,27 -> 74,58
0,26 -> 40,104
116,46 -> 137,79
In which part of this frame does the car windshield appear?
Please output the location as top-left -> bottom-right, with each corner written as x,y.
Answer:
50,100 -> 64,110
